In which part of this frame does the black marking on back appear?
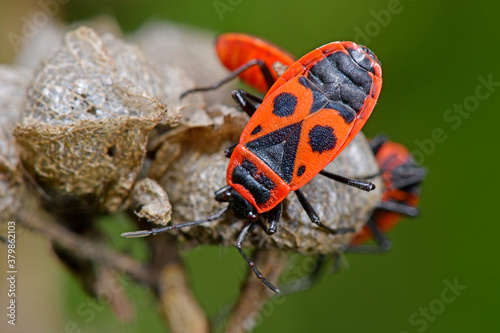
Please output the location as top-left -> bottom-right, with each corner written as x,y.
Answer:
272,92 -> 298,117
306,49 -> 374,115
299,77 -> 328,113
281,123 -> 302,183
232,159 -> 275,204
246,123 -> 297,153
299,77 -> 355,123
308,125 -> 337,153
297,165 -> 306,177
251,125 -> 262,135
245,122 -> 302,184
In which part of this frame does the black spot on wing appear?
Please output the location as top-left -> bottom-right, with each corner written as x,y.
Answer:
308,125 -> 337,153
251,125 -> 262,135
297,165 -> 306,177
272,92 -> 298,117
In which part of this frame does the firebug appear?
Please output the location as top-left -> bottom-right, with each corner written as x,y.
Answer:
124,39 -> 382,293
348,136 -> 426,251
181,33 -> 295,97
280,136 -> 426,294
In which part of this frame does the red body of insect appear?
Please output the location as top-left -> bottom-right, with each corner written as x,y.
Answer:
227,41 -> 382,213
125,37 -> 383,293
350,140 -> 424,246
216,33 -> 296,93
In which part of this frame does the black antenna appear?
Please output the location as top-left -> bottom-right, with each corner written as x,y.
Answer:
121,206 -> 229,238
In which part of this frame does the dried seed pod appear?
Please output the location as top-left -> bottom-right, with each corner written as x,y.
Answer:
155,105 -> 382,255
130,178 -> 172,226
13,27 -> 175,212
0,66 -> 29,223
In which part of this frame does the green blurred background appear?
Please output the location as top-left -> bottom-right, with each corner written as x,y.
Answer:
1,0 -> 499,332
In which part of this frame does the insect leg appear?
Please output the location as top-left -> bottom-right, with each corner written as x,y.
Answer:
345,218 -> 392,253
180,59 -> 275,99
224,143 -> 238,158
214,185 -> 233,202
295,189 -> 355,234
331,251 -> 343,274
265,202 -> 282,235
231,89 -> 263,117
121,206 -> 229,238
236,222 -> 279,293
319,170 -> 376,192
376,201 -> 419,217
391,167 -> 427,189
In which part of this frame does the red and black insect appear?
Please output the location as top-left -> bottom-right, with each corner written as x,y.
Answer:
280,136 -> 426,294
181,33 -> 296,98
216,33 -> 296,93
348,136 -> 426,252
124,39 -> 382,293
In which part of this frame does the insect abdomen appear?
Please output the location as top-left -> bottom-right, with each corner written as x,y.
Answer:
306,46 -> 378,116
